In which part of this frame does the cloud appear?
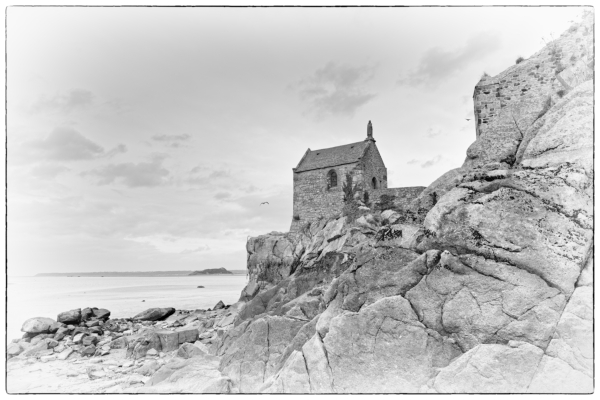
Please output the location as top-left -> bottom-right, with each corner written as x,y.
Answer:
185,166 -> 232,186
150,134 -> 191,149
295,62 -> 377,119
426,127 -> 443,138
214,192 -> 231,200
180,245 -> 211,254
84,157 -> 170,187
104,144 -> 128,158
421,155 -> 443,168
406,159 -> 420,165
151,134 -> 191,142
31,89 -> 94,113
209,170 -> 230,179
27,127 -> 105,161
29,163 -> 70,179
19,127 -> 127,164
399,32 -> 501,86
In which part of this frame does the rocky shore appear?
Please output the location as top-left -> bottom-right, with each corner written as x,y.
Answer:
7,12 -> 593,394
7,301 -> 240,393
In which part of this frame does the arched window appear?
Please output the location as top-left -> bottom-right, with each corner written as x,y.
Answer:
327,170 -> 337,189
371,177 -> 378,189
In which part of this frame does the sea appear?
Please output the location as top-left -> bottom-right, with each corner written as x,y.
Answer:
6,275 -> 249,341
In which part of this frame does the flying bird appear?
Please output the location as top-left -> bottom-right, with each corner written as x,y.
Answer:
466,119 -> 471,121
260,202 -> 269,206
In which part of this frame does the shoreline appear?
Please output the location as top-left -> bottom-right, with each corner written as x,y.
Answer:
7,301 -> 241,393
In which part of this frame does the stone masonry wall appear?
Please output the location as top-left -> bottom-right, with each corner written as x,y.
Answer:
356,143 -> 388,192
467,13 -> 594,169
290,163 -> 358,232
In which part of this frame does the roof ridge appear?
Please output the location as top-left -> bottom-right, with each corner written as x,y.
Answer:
309,140 -> 367,153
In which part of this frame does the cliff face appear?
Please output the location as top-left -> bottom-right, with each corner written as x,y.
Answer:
217,13 -> 594,393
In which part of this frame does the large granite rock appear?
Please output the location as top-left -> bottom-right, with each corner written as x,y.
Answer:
320,296 -> 461,393
214,12 -> 593,395
133,307 -> 176,321
527,286 -> 593,393
432,341 -> 544,393
57,309 -> 81,324
218,316 -> 307,392
21,317 -> 57,334
406,252 -> 565,351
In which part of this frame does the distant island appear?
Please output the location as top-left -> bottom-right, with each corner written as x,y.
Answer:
189,268 -> 233,276
35,269 -> 247,277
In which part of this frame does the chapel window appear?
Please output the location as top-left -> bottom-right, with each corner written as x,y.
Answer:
371,177 -> 378,189
328,170 -> 337,189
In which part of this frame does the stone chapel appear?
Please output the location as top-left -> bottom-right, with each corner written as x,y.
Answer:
290,121 -> 424,232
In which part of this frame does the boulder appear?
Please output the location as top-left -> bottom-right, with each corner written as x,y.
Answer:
133,307 -> 176,321
53,343 -> 65,353
21,317 -> 56,334
81,345 -> 96,356
7,343 -> 23,357
147,348 -> 158,356
48,321 -> 63,333
193,341 -> 209,354
57,308 -> 81,324
82,335 -> 99,346
45,338 -> 59,348
54,326 -> 71,341
30,333 -> 54,345
20,341 -> 48,357
103,319 -> 128,332
219,316 -> 308,392
92,308 -> 111,320
156,330 -> 179,352
322,296 -> 460,393
40,355 -> 57,363
56,347 -> 74,360
177,342 -> 205,359
176,327 -> 199,344
81,308 -> 95,321
109,336 -> 130,349
73,333 -> 86,344
433,342 -> 544,393
213,301 -> 226,310
85,320 -> 101,328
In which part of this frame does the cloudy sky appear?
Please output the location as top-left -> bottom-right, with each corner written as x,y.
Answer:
7,6 -> 583,276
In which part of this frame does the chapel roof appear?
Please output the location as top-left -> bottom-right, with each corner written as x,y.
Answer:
294,141 -> 370,172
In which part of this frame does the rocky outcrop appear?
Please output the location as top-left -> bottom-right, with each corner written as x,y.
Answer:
8,306 -> 238,394
218,12 -> 593,394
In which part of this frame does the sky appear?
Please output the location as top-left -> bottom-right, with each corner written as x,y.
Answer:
6,5 -> 584,276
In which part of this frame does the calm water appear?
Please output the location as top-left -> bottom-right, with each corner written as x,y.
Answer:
7,275 -> 249,341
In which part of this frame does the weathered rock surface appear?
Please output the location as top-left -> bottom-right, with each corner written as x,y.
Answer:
432,341 -> 544,393
21,317 -> 57,334
133,308 -> 176,321
211,12 -> 594,394
527,286 -> 593,393
57,309 -> 81,324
